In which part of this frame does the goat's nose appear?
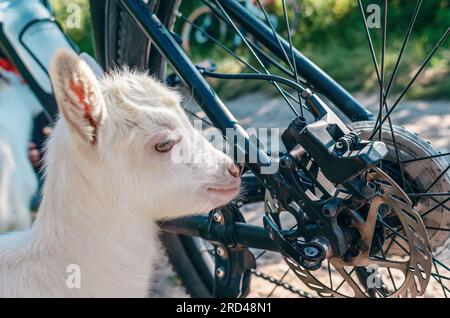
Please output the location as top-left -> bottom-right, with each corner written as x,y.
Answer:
228,164 -> 240,178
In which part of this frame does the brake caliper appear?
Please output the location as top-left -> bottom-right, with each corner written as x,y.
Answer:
263,90 -> 389,264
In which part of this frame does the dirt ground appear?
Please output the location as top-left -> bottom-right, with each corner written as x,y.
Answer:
151,92 -> 450,298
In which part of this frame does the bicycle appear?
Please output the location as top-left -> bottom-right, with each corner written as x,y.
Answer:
1,0 -> 448,298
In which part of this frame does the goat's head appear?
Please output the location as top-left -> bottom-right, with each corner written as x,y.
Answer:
48,49 -> 240,219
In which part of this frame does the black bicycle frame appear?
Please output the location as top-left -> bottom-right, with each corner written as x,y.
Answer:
117,0 -> 374,251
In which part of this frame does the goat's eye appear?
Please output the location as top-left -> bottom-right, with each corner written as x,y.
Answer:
155,136 -> 180,153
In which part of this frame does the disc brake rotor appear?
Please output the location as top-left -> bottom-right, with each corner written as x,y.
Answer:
349,121 -> 450,257
267,168 -> 432,298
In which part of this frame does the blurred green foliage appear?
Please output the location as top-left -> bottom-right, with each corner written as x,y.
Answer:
51,0 -> 449,99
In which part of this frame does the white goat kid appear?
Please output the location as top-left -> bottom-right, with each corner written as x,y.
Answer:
0,49 -> 240,297
0,64 -> 42,232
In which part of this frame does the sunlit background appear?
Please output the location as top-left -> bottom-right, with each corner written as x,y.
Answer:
50,0 -> 449,101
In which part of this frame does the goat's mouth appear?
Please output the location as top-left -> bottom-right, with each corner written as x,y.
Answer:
206,185 -> 240,198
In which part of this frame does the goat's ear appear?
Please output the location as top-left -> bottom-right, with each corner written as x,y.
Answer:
49,49 -> 106,146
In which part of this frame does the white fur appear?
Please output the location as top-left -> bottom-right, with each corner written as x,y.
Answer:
0,50 -> 240,297
0,70 -> 42,232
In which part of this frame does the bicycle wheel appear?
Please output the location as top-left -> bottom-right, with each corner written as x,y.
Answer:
90,0 -> 450,298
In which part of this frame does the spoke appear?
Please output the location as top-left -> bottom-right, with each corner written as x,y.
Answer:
377,238 -> 398,291
178,12 -> 306,112
434,258 -> 450,273
357,0 -> 387,136
328,261 -> 333,290
426,226 -> 450,232
386,237 -> 450,294
390,236 -> 410,255
408,181 -> 450,213
249,42 -> 296,78
255,0 -> 295,73
402,152 -> 450,164
370,27 -> 450,140
247,44 -> 310,106
386,223 -> 450,290
209,0 -> 300,116
421,198 -> 450,218
382,227 -> 449,286
431,273 -> 450,282
385,221 -> 450,284
430,196 -> 450,213
385,226 -> 404,241
378,217 -> 409,243
267,268 -> 290,298
383,0 -> 422,101
177,13 -> 259,73
184,108 -> 213,127
379,0 -> 388,144
433,258 -> 448,297
383,235 -> 397,255
431,278 -> 449,293
407,192 -> 450,198
424,165 -> 450,193
358,0 -> 406,187
358,0 -> 383,132
389,235 -> 450,288
255,250 -> 267,260
432,259 -> 450,297
282,0 -> 303,116
334,268 -> 355,293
